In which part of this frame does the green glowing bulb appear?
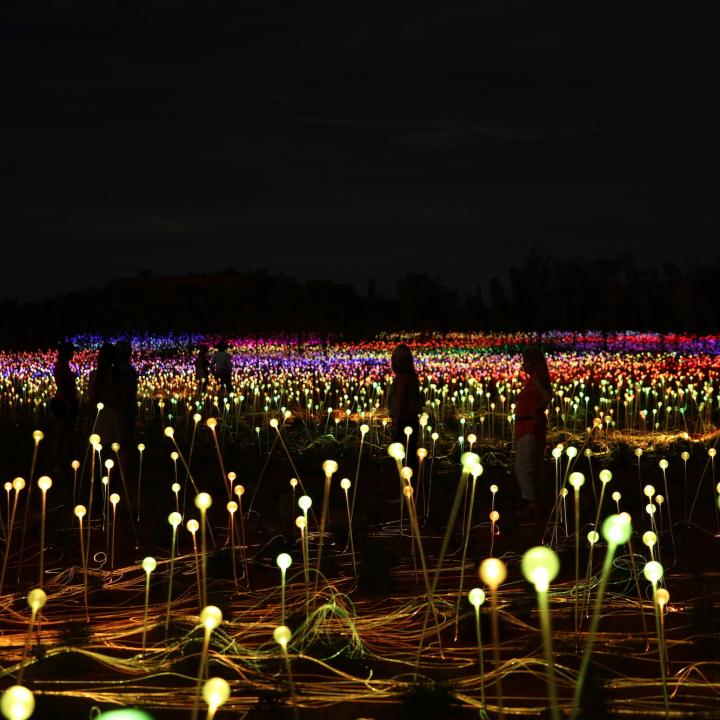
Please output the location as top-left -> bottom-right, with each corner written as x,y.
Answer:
200,605 -> 223,630
96,710 -> 155,720
569,472 -> 585,490
0,686 -> 35,720
202,677 -> 230,713
468,587 -> 486,608
142,557 -> 157,574
168,512 -> 182,528
387,443 -> 405,461
276,553 -> 292,571
521,545 -> 560,592
27,588 -> 47,611
273,625 -> 292,647
659,459 -> 669,470
461,451 -> 480,471
587,530 -> 599,545
643,560 -> 664,584
599,469 -> 612,483
601,513 -> 632,545
566,446 -> 578,459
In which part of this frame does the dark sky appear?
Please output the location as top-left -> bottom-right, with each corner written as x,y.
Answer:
3,0 -> 720,302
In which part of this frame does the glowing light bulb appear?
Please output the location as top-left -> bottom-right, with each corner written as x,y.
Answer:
468,587 -> 486,608
401,467 -> 413,481
635,448 -> 643,458
551,447 -> 562,460
273,625 -> 292,647
0,685 -> 35,720
171,482 -> 181,494
612,491 -> 621,502
234,485 -> 245,497
521,545 -> 560,592
340,478 -> 351,491
89,433 -> 100,446
298,495 -> 312,512
168,512 -> 182,528
27,588 -> 47,611
659,459 -> 669,470
226,501 -> 237,514
202,677 -> 230,714
193,413 -> 202,423
656,588 -> 670,608
322,460 -> 338,476
681,451 -> 690,461
587,530 -> 599,545
163,427 -> 174,438
566,446 -> 578,459
417,447 -> 428,460
71,460 -> 81,470
195,493 -> 212,510
37,476 -> 52,492
270,418 -> 278,429
295,516 -> 306,530
601,513 -> 632,545
142,557 -> 157,574
360,424 -> 369,435
643,485 -> 655,498
187,519 -> 199,534
138,444 -> 145,452
569,472 -> 585,489
32,430 -> 44,443
276,553 -> 292,571
642,531 -> 657,548
479,557 -> 507,589
490,484 -> 498,494
387,443 -> 405,461
289,478 -> 298,489
461,452 -> 480,471
643,560 -> 664,584
599,469 -> 612,484
200,605 -> 223,630
110,493 -> 120,506
74,504 -> 86,519
206,418 -> 217,430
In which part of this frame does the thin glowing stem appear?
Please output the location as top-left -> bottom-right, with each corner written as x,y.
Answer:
0,482 -> 24,596
537,588 -> 561,720
454,475 -> 478,640
489,585 -> 504,720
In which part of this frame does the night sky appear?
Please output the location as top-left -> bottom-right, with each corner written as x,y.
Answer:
3,0 -> 720,302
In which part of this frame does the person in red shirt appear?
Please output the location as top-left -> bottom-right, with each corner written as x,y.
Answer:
514,347 -> 552,514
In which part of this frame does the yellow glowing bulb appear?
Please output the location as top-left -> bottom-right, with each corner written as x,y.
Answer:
163,427 -> 175,438
89,433 -> 100,446
521,545 -> 560,592
599,469 -> 612,483
226,501 -> 237,514
71,460 -> 80,470
340,478 -> 351,491
635,448 -> 643,458
200,605 -> 223,630
195,493 -> 212,511
235,484 -> 245,497
401,466 -> 413,481
110,493 -> 120,505
270,418 -> 279,429
490,484 -> 498,494
227,471 -> 236,482
289,478 -> 298,488
403,485 -> 414,498
32,430 -> 44,443
489,510 -> 499,522
643,560 -> 664,584
681,451 -> 690,461
659,459 -> 669,470
360,424 -> 369,435
479,557 -> 507,589
276,553 -> 292,571
138,443 -> 145,452
206,417 -> 217,430
551,447 -> 562,459
322,460 -> 338,476
273,625 -> 292,647
202,677 -> 230,714
461,452 -> 480,471
612,491 -> 621,502
569,471 -> 585,489
187,519 -> 200,534
0,685 -> 35,720
37,476 -> 52,492
295,516 -> 306,530
193,413 -> 202,423
27,588 -> 47,611
74,504 -> 86,519
387,443 -> 405,461
171,482 -> 181,493
566,446 -> 578,459
298,495 -> 312,512
602,513 -> 632,545
656,588 -> 670,607
417,447 -> 428,460
643,485 -> 655,498
142,557 -> 157,574
587,530 -> 599,544
168,512 -> 182,527
468,587 -> 486,608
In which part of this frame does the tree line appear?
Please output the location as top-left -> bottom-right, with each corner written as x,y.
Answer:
2,252 -> 719,347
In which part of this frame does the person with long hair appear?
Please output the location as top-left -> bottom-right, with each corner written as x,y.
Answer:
514,347 -> 552,515
389,343 -> 420,455
51,340 -> 78,473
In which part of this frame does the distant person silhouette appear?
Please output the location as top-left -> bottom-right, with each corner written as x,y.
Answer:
195,344 -> 210,395
212,340 -> 233,396
87,342 -> 122,446
51,340 -> 79,473
514,347 -> 552,516
115,340 -> 138,445
388,343 -> 420,463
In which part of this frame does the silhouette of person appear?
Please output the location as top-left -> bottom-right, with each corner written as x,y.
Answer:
212,340 -> 233,396
388,343 -> 420,463
87,342 -> 122,446
514,347 -> 552,515
195,345 -> 210,395
115,340 -> 138,445
51,340 -> 79,473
